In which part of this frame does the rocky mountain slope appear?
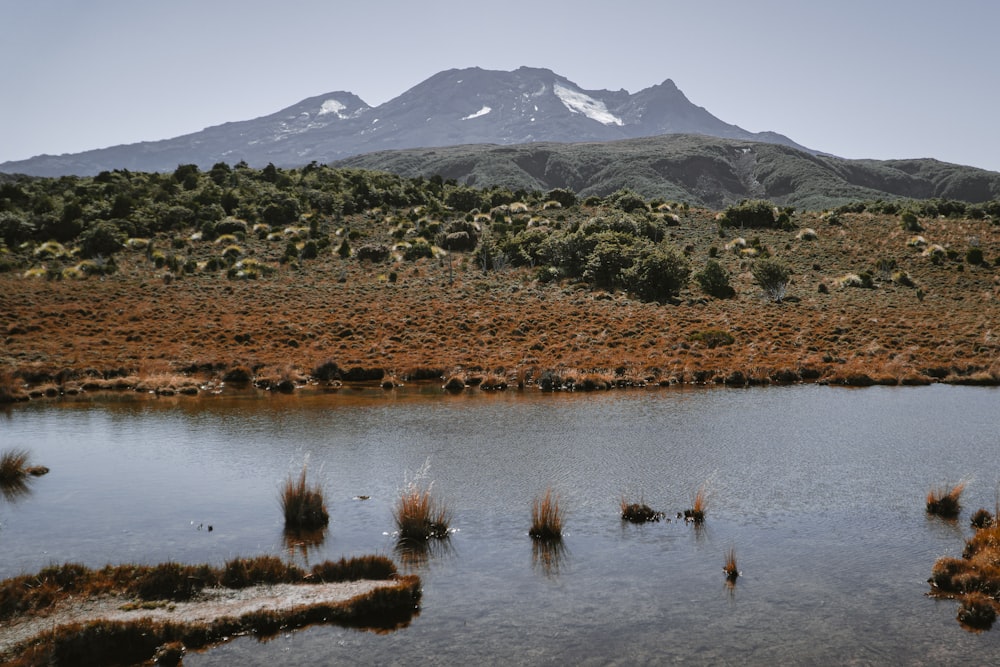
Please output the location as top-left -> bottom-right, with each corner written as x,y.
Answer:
0,67 -> 808,177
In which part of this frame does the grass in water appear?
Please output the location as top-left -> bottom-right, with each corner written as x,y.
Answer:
684,485 -> 707,524
530,488 -> 564,540
393,460 -> 450,540
620,496 -> 662,523
926,481 -> 965,518
724,547 -> 739,581
281,464 -> 329,530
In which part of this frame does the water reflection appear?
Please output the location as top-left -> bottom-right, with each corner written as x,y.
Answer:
282,527 -> 327,565
531,538 -> 568,577
394,536 -> 455,571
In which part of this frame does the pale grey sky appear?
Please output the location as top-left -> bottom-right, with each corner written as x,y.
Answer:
2,0 -> 997,172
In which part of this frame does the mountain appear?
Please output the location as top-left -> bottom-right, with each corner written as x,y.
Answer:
0,67 -> 811,177
333,135 -> 1000,210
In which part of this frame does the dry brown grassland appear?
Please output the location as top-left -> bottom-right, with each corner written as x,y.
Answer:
1,206 -> 998,398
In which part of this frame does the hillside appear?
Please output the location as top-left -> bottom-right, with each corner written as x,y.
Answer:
1,164 -> 999,400
333,135 -> 1000,210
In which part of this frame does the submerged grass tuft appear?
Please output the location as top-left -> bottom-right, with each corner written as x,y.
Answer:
530,488 -> 564,540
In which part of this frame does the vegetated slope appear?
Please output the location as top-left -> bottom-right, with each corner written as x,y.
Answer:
0,66 -> 808,177
334,135 -> 1000,210
1,163 -> 999,399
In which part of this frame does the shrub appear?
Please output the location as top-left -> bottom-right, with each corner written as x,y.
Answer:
752,257 -> 791,302
694,259 -> 734,298
530,488 -> 564,540
620,244 -> 691,303
79,221 -> 126,258
403,241 -> 433,261
718,200 -> 787,229
281,465 -> 329,530
900,210 -> 923,232
966,246 -> 985,265
971,508 -> 995,529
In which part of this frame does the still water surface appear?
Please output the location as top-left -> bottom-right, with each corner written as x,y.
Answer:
2,384 -> 999,664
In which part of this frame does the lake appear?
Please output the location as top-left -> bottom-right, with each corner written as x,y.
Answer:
2,384 -> 999,665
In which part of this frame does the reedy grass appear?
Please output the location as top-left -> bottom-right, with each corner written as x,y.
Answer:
0,449 -> 30,483
281,464 -> 329,530
393,485 -> 450,540
530,488 -> 564,540
724,547 -> 739,581
926,481 -> 965,518
684,485 -> 707,524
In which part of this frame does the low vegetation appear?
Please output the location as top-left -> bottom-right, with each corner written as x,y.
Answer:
0,556 -> 419,665
929,521 -> 1000,631
724,548 -> 739,581
530,488 -> 564,540
684,486 -> 707,524
281,464 -> 329,530
620,497 -> 663,523
1,161 -> 998,398
393,462 -> 450,540
926,482 -> 965,518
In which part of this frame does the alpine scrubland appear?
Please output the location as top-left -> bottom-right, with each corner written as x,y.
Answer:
1,163 -> 998,398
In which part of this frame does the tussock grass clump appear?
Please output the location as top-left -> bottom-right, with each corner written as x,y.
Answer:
684,485 -> 708,524
620,497 -> 662,523
222,556 -> 303,589
394,478 -> 450,541
958,592 -> 997,631
724,547 -> 740,581
311,555 -> 397,582
281,465 -> 329,530
0,448 -> 30,483
530,488 -> 564,540
927,482 -> 965,518
971,508 -> 995,529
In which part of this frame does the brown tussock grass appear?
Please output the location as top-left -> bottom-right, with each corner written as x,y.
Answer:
281,465 -> 329,530
684,485 -> 707,524
927,481 -> 966,518
393,464 -> 450,541
724,547 -> 739,581
530,488 -> 564,540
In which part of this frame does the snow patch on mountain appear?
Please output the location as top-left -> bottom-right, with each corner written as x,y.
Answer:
462,106 -> 492,120
553,83 -> 623,126
318,99 -> 348,118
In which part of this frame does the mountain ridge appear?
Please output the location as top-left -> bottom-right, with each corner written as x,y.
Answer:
0,66 -> 810,177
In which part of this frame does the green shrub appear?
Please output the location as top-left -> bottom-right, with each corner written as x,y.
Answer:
79,221 -> 126,258
900,210 -> 923,232
694,259 -> 734,298
966,246 -> 984,265
620,244 -> 690,303
752,257 -> 791,302
403,241 -> 432,261
718,200 -> 787,229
